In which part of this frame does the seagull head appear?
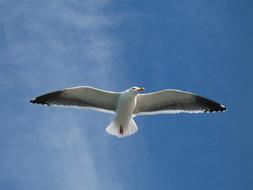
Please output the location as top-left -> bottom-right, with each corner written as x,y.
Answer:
126,86 -> 145,96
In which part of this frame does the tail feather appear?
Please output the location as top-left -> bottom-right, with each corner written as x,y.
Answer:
106,119 -> 138,138
105,120 -> 119,136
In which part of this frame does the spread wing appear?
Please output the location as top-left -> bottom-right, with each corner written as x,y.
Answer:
30,86 -> 120,113
134,89 -> 226,115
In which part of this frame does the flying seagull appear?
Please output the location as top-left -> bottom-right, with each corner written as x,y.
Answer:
30,86 -> 226,137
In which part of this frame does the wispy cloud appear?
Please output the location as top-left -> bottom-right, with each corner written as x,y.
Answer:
0,0 -> 125,189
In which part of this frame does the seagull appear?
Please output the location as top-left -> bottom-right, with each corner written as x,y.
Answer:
30,86 -> 226,137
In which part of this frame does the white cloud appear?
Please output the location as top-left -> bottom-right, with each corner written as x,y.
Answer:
0,0 -> 125,190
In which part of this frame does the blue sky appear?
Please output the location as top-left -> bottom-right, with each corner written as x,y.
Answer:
0,0 -> 252,190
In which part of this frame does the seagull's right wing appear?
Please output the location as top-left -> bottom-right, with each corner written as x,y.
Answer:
134,89 -> 226,115
30,86 -> 120,113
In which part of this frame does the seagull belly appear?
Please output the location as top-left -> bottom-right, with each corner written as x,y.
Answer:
115,95 -> 136,128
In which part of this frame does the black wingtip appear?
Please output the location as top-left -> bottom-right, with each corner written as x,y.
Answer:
30,90 -> 64,106
204,105 -> 226,113
208,105 -> 226,113
30,98 -> 41,105
30,98 -> 50,106
220,105 -> 227,112
30,98 -> 36,104
196,95 -> 227,113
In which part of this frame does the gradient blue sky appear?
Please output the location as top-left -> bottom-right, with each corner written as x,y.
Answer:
0,0 -> 252,190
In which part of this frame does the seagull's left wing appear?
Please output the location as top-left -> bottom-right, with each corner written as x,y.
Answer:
134,89 -> 226,115
30,86 -> 120,113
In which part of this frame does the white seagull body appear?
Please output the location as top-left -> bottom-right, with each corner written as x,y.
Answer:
30,86 -> 226,138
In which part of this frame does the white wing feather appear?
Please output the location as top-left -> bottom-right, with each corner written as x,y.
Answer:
134,89 -> 226,115
30,86 -> 120,113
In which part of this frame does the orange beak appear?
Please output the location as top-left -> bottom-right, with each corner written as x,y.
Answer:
137,87 -> 145,92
